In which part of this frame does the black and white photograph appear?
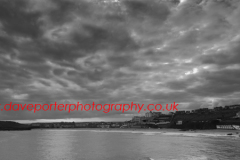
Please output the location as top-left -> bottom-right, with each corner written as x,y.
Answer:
0,0 -> 240,159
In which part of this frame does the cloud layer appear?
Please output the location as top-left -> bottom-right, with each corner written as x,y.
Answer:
1,0 -> 240,121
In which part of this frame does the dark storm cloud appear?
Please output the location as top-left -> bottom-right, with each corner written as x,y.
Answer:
123,0 -> 170,24
0,0 -> 42,38
187,69 -> 240,96
1,0 -> 240,121
0,36 -> 16,51
199,39 -> 240,65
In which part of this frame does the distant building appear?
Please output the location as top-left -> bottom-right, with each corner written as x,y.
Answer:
214,106 -> 223,111
145,111 -> 161,117
43,123 -> 52,128
145,112 -> 153,117
186,111 -> 191,114
152,115 -> 171,123
98,124 -> 110,128
31,123 -> 41,128
53,123 -> 61,128
75,123 -> 88,128
208,109 -> 214,112
229,105 -> 240,109
237,111 -> 240,118
194,108 -> 209,113
122,121 -> 134,128
60,122 -> 75,128
202,108 -> 209,111
224,106 -> 230,109
175,111 -> 185,114
152,112 -> 162,117
132,116 -> 146,123
132,116 -> 141,123
176,120 -> 182,125
111,123 -> 120,127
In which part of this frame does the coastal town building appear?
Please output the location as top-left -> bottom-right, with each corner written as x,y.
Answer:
31,123 -> 41,128
145,112 -> 153,117
60,122 -> 75,128
228,105 -> 240,109
214,106 -> 223,111
236,111 -> 240,118
175,111 -> 185,114
152,112 -> 162,117
75,122 -> 89,128
132,116 -> 146,123
145,111 -> 162,118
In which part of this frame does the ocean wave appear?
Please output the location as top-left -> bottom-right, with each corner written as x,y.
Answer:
46,129 -> 240,138
91,130 -> 240,138
139,157 -> 154,160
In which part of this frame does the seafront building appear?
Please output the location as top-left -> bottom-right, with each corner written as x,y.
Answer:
129,105 -> 240,129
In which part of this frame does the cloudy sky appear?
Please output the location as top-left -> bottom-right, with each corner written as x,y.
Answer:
1,0 -> 240,122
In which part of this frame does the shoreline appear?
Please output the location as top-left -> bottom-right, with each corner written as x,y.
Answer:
31,128 -> 240,137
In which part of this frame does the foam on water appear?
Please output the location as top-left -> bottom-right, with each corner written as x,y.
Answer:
46,129 -> 240,139
139,157 -> 154,160
184,155 -> 210,160
141,132 -> 156,136
168,155 -> 210,160
91,130 -> 239,138
162,132 -> 240,138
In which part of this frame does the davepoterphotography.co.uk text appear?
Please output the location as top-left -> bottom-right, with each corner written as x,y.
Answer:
1,102 -> 179,113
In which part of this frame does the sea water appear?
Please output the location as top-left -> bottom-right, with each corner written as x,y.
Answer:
0,129 -> 239,160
